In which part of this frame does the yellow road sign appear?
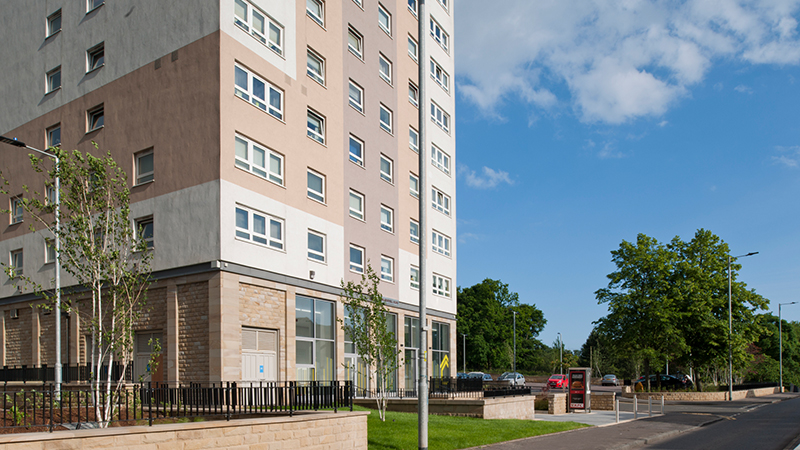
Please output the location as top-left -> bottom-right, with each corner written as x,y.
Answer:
440,354 -> 449,371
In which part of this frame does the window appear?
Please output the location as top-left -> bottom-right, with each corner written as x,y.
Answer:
295,296 -> 335,382
46,67 -> 61,93
307,110 -> 325,144
430,18 -> 449,52
353,0 -> 363,6
234,0 -> 284,56
431,187 -> 450,216
87,105 -> 104,132
437,0 -> 449,12
378,4 -> 391,35
235,135 -> 283,184
47,125 -> 61,148
379,54 -> 392,84
87,43 -> 104,73
380,205 -> 393,232
308,231 -> 325,262
307,169 -> 325,203
307,49 -> 325,85
307,0 -> 324,26
349,80 -> 364,113
348,27 -> 363,59
408,36 -> 418,61
430,102 -> 450,133
10,250 -> 23,277
379,104 -> 392,133
46,185 -> 57,206
135,149 -> 154,185
432,230 -> 451,257
409,82 -> 419,107
431,144 -> 450,175
408,0 -> 417,15
381,256 -> 394,282
47,9 -> 62,37
87,0 -> 104,12
349,245 -> 364,273
432,322 -> 450,377
432,274 -> 451,297
234,64 -> 283,120
235,206 -> 284,250
136,217 -> 154,249
380,155 -> 393,183
410,219 -> 419,244
410,265 -> 419,289
349,191 -> 364,220
10,197 -> 23,224
409,173 -> 419,198
430,58 -> 450,92
349,135 -> 364,166
409,128 -> 419,153
45,239 -> 56,264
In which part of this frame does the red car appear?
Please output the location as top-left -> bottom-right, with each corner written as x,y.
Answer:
548,374 -> 567,388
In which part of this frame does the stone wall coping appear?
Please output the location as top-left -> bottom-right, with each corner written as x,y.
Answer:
0,410 -> 370,445
621,386 -> 780,401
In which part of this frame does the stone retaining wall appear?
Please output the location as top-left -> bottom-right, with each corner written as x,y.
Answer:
591,392 -> 615,411
353,395 -> 536,420
0,411 -> 369,450
548,393 -> 567,415
621,386 -> 780,401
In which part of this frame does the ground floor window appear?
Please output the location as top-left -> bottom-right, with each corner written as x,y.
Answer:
296,295 -> 335,381
431,322 -> 450,378
404,316 -> 420,390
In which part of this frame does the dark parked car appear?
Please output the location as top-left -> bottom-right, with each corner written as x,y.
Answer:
601,374 -> 620,386
467,371 -> 493,381
635,374 -> 692,390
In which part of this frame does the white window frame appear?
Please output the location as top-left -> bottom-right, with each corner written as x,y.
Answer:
430,101 -> 450,133
350,244 -> 365,273
307,109 -> 325,144
10,250 -> 23,277
380,154 -> 393,183
431,144 -> 450,175
432,273 -> 451,298
86,43 -> 104,73
349,80 -> 364,113
47,125 -> 61,148
46,66 -> 61,93
87,0 -> 104,13
45,239 -> 56,264
430,58 -> 449,93
409,127 -> 419,153
234,0 -> 284,56
378,4 -> 391,36
409,173 -> 419,198
307,48 -> 325,85
235,134 -> 284,185
408,0 -> 418,16
135,216 -> 154,249
87,105 -> 104,132
379,54 -> 392,85
307,169 -> 325,203
380,205 -> 394,233
349,135 -> 364,166
306,0 -> 324,27
430,18 -> 449,53
349,190 -> 365,221
353,0 -> 363,7
409,81 -> 419,107
47,9 -> 62,38
379,104 -> 393,134
235,205 -> 284,250
348,27 -> 364,59
380,256 -> 394,283
234,64 -> 284,120
410,265 -> 420,290
308,230 -> 326,263
437,0 -> 448,13
46,185 -> 57,206
135,149 -> 155,185
431,187 -> 450,216
10,197 -> 23,224
432,230 -> 451,257
410,219 -> 419,244
408,36 -> 418,62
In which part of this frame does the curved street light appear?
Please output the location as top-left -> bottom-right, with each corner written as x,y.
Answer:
728,251 -> 758,401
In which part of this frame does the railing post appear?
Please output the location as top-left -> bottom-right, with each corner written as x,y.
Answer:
648,397 -> 652,417
661,394 -> 664,414
634,395 -> 638,419
49,383 -> 54,432
615,397 -> 619,423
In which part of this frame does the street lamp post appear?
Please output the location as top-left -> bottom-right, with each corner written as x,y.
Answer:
728,251 -> 758,401
558,332 -> 563,376
512,311 -> 517,373
779,302 -> 797,392
461,333 -> 467,373
0,136 -> 62,393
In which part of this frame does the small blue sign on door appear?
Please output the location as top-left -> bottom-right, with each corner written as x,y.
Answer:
259,365 -> 264,373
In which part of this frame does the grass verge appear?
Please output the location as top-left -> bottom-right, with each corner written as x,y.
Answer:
358,406 -> 589,450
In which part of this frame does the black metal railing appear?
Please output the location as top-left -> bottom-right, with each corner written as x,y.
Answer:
0,363 -> 133,384
0,380 -> 353,432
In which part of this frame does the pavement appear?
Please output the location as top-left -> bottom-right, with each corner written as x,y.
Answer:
466,392 -> 800,450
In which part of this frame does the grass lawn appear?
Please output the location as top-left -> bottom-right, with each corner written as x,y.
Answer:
358,406 -> 589,450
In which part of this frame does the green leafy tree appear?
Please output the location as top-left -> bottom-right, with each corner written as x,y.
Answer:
339,263 -> 400,422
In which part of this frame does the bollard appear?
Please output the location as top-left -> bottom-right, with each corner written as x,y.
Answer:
648,397 -> 652,417
615,398 -> 619,423
634,395 -> 638,419
661,395 -> 664,415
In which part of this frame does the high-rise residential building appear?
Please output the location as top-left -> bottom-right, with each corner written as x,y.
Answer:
0,0 -> 456,387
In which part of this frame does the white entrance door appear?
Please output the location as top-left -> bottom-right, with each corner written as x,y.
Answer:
242,328 -> 278,383
134,331 -> 162,382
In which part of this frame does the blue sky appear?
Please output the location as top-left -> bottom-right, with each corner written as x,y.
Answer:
452,0 -> 800,350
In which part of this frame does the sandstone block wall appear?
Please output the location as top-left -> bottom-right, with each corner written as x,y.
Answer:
5,307 -> 31,366
591,392 -> 615,411
548,393 -> 567,415
178,281 -> 209,381
621,386 -> 780,401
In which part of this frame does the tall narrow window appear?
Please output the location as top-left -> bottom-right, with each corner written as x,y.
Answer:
47,9 -> 62,37
350,245 -> 365,273
379,104 -> 393,133
409,82 -> 419,107
135,149 -> 154,185
408,0 -> 418,15
410,265 -> 420,289
380,155 -> 393,183
307,49 -> 325,85
432,322 -> 450,377
409,128 -> 419,153
46,67 -> 61,93
349,135 -> 364,166
234,134 -> 283,185
295,296 -> 335,381
410,219 -> 419,244
87,105 -> 104,132
234,64 -> 283,120
409,173 -> 419,198
307,169 -> 325,203
348,27 -> 363,59
379,54 -> 392,84
135,217 -> 154,249
349,81 -> 364,113
47,125 -> 61,148
380,205 -> 393,233
87,0 -> 104,13
380,256 -> 394,283
10,250 -> 23,277
307,110 -> 325,144
408,36 -> 418,61
308,231 -> 326,262
307,0 -> 324,26
349,191 -> 364,220
87,43 -> 105,73
10,197 -> 23,224
378,4 -> 391,35
45,239 -> 56,264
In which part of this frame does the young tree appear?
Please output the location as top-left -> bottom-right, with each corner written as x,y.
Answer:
1,144 -> 153,427
339,264 -> 400,422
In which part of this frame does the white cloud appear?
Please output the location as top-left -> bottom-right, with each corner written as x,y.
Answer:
598,141 -> 625,159
456,0 -> 800,124
658,120 -> 669,127
734,84 -> 754,93
773,145 -> 800,167
459,165 -> 514,189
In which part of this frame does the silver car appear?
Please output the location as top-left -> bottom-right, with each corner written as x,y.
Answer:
498,372 -> 526,386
